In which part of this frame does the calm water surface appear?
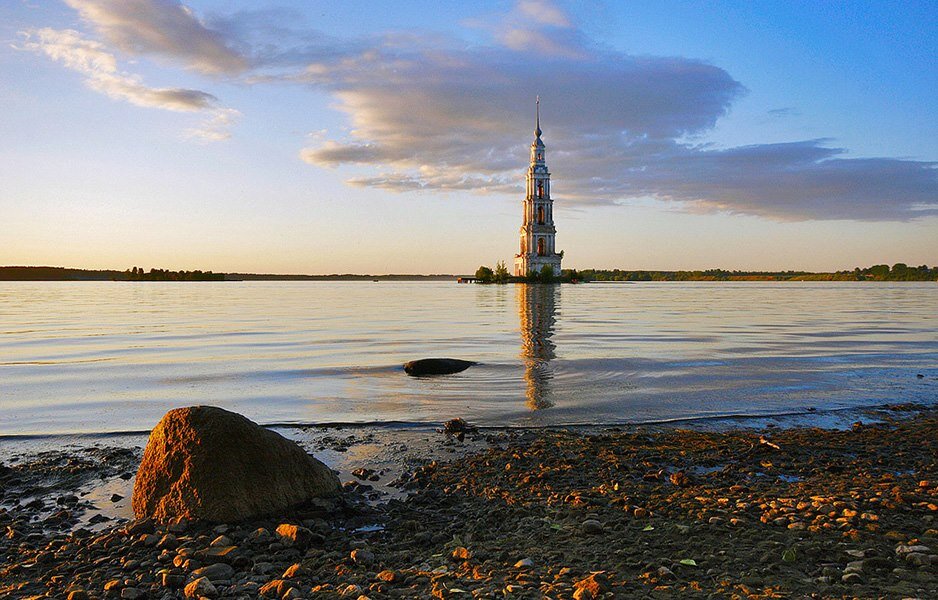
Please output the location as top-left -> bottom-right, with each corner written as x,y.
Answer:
1,281 -> 935,435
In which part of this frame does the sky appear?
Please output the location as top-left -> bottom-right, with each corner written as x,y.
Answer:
0,0 -> 935,274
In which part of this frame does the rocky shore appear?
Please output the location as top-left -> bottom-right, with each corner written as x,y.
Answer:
1,405 -> 936,599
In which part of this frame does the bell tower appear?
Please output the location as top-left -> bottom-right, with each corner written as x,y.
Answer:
514,97 -> 562,278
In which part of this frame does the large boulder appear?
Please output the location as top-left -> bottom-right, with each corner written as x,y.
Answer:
132,406 -> 340,523
403,358 -> 476,376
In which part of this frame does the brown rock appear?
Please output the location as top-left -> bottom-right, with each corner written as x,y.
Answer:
259,579 -> 290,598
669,471 -> 692,487
573,572 -> 609,600
184,576 -> 217,598
282,563 -> 308,578
196,545 -> 239,564
275,523 -> 314,546
132,406 -> 340,523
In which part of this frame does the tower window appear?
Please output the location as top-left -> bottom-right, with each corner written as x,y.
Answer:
537,206 -> 545,224
537,238 -> 546,256
537,182 -> 544,199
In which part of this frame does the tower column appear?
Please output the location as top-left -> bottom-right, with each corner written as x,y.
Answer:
514,98 -> 562,278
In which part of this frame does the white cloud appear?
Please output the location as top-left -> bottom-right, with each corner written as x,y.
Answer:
517,0 -> 572,27
22,0 -> 938,219
186,107 -> 241,142
294,3 -> 936,221
22,28 -> 217,111
22,28 -> 237,140
64,0 -> 248,74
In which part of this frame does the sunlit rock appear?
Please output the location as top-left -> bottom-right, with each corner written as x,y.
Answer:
132,406 -> 339,523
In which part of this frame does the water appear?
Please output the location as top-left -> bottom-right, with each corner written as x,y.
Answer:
0,281 -> 935,436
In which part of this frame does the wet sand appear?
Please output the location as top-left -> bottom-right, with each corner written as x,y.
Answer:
1,404 -> 936,599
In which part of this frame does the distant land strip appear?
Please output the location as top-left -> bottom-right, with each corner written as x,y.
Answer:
0,264 -> 935,282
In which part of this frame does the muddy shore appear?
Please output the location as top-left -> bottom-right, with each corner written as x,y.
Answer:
1,405 -> 936,599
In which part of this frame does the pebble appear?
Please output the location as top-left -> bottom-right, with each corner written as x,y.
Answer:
904,553 -> 935,567
514,558 -> 534,568
275,523 -> 314,546
183,576 -> 217,599
161,571 -> 185,588
841,572 -> 863,584
283,563 -> 308,578
248,527 -> 272,543
156,533 -> 178,550
259,579 -> 289,598
581,519 -> 603,534
350,548 -> 375,565
196,545 -> 238,564
191,562 -> 234,581
896,544 -> 931,556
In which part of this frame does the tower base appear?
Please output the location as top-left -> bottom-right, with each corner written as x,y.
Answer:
514,254 -> 562,278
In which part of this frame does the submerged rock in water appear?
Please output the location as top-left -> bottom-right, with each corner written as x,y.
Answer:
404,358 -> 476,376
132,406 -> 340,523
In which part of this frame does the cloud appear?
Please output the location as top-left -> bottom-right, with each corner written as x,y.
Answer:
23,0 -> 937,219
767,106 -> 799,118
23,28 -> 217,111
63,0 -> 248,74
567,139 -> 938,221
296,2 -> 936,221
186,107 -> 241,142
516,0 -> 571,27
22,28 -> 237,140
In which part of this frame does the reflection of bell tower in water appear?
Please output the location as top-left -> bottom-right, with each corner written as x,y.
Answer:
518,284 -> 558,410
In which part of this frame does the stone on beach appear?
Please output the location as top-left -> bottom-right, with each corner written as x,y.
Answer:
131,406 -> 340,523
183,576 -> 216,598
403,358 -> 476,376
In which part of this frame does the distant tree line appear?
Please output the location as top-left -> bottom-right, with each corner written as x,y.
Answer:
0,266 -> 225,281
577,264 -> 937,282
0,266 -> 123,281
231,273 -> 452,281
2,263 -> 935,282
125,267 -> 224,281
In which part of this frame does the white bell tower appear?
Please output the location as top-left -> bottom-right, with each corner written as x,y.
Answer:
514,97 -> 562,278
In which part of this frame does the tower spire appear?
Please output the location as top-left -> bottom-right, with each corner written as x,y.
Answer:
535,95 -> 541,138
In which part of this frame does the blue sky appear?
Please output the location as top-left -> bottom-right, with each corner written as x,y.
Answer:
1,0 -> 935,273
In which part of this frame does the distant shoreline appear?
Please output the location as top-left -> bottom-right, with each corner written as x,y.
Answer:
0,264 -> 935,282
